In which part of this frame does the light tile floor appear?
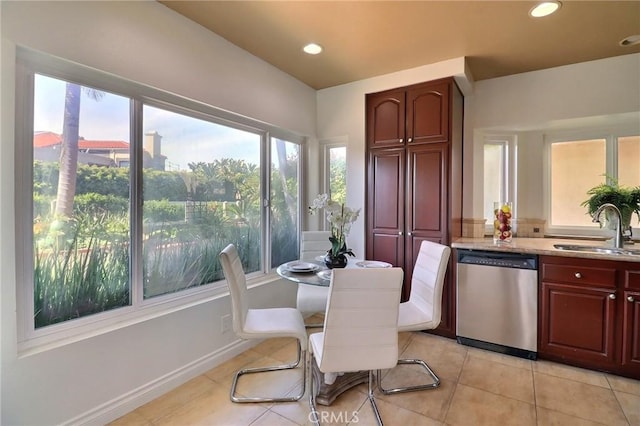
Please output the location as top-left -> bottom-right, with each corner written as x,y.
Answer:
111,318 -> 640,426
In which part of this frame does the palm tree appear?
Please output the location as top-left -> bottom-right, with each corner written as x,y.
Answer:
54,83 -> 104,217
274,139 -> 297,225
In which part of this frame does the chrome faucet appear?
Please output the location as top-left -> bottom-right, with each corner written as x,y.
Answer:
592,203 -> 624,249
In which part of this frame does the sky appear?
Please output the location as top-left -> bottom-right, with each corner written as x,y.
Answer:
33,74 -> 262,171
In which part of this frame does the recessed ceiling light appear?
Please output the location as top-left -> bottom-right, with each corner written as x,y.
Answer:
620,35 -> 640,47
303,43 -> 323,55
529,1 -> 561,18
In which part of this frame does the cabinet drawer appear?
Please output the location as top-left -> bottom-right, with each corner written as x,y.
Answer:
625,269 -> 640,290
541,263 -> 616,288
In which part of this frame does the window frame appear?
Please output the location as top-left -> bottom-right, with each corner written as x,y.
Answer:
319,136 -> 348,232
543,124 -> 639,236
15,47 -> 304,354
483,134 -> 517,235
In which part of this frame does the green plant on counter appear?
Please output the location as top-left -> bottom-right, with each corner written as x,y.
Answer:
581,178 -> 640,230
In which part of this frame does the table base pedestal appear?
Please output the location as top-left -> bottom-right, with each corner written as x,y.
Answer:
311,361 -> 368,406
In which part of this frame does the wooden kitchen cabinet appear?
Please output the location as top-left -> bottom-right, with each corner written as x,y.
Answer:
366,147 -> 405,267
365,77 -> 462,337
539,255 -> 640,379
366,80 -> 451,149
621,270 -> 640,375
366,89 -> 405,149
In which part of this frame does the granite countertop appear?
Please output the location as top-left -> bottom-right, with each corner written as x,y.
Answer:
451,237 -> 640,263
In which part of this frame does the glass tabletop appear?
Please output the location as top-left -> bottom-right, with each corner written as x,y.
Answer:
276,260 -> 330,287
276,258 -> 391,286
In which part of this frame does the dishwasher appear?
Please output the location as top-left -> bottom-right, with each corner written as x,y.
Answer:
456,249 -> 538,360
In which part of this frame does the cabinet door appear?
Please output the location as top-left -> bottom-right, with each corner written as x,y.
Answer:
406,143 -> 448,242
621,290 -> 640,375
366,90 -> 406,149
404,143 -> 453,331
404,143 -> 447,296
621,269 -> 640,376
406,81 -> 449,145
540,281 -> 617,368
366,148 -> 404,267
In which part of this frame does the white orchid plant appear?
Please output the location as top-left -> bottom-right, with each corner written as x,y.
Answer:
308,193 -> 361,258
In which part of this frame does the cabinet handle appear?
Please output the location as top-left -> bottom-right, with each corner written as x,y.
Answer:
408,137 -> 413,143
628,296 -> 635,302
408,232 -> 412,236
399,138 -> 403,143
398,231 -> 403,236
609,293 -> 616,300
574,272 -> 582,278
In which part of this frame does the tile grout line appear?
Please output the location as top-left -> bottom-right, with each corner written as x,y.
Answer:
533,369 -> 632,425
606,374 -> 634,426
531,362 -> 539,426
441,346 -> 470,425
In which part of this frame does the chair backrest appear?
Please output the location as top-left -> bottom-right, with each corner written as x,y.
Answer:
408,240 -> 451,328
317,268 -> 404,373
219,244 -> 248,336
300,231 -> 332,261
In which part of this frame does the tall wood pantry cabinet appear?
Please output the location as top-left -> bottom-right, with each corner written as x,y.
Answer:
365,77 -> 463,337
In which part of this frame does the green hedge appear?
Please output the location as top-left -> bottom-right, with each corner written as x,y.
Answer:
34,161 -> 189,201
144,199 -> 185,222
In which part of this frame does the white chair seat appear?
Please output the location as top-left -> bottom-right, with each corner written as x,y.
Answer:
243,308 -> 307,338
397,301 -> 436,332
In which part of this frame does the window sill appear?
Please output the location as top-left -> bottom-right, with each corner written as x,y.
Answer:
17,272 -> 282,358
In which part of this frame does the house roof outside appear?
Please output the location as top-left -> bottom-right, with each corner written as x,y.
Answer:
34,131 -> 168,170
33,131 -> 130,151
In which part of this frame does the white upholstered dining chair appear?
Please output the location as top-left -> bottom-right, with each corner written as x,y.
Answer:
309,268 -> 403,426
297,231 -> 331,327
377,240 -> 451,395
219,244 -> 308,403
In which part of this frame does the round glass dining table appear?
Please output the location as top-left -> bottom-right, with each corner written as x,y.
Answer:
276,257 -> 386,286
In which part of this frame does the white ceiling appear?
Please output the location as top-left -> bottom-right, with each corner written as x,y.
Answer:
160,1 -> 640,90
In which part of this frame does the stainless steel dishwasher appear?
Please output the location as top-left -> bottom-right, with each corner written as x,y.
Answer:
456,249 -> 538,360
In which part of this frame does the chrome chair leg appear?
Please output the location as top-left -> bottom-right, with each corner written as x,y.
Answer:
230,340 -> 306,403
368,370 -> 384,426
309,352 -> 320,426
377,358 -> 440,395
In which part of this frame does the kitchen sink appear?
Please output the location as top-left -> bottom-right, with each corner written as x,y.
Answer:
553,244 -> 640,256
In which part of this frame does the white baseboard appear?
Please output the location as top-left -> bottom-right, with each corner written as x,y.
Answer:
62,338 -> 254,426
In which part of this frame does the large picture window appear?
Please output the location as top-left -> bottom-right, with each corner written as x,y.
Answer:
17,50 -> 302,345
546,131 -> 639,233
